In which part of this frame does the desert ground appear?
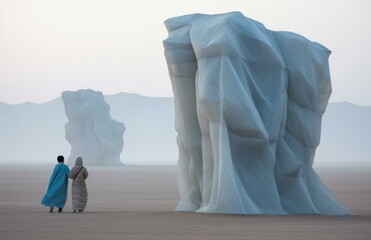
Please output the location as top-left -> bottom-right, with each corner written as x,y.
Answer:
0,165 -> 370,240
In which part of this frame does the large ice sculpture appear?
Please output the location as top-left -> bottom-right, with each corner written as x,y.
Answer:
62,89 -> 125,165
163,12 -> 351,215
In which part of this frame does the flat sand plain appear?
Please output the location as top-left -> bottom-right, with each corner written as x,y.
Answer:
0,166 -> 370,240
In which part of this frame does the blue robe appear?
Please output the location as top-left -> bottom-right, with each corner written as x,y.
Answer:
41,163 -> 70,208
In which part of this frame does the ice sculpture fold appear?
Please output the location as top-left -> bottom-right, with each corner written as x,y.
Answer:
62,89 -> 125,166
163,12 -> 351,215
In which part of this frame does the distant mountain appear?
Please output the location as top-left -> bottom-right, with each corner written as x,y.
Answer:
0,98 -> 69,164
0,94 -> 370,167
315,102 -> 371,167
104,93 -> 177,165
0,93 -> 177,165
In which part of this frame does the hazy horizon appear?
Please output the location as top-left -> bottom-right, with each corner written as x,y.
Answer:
1,93 -> 370,167
2,90 -> 371,107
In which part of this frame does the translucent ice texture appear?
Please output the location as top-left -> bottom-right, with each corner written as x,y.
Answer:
62,89 -> 125,165
164,12 -> 351,215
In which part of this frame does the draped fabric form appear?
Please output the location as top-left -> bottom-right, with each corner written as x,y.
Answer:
69,157 -> 88,211
163,12 -> 351,215
62,89 -> 125,166
41,163 -> 70,209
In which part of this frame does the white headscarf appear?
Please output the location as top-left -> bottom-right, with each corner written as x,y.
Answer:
75,157 -> 83,166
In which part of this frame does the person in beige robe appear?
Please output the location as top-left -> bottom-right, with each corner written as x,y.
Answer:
68,157 -> 88,213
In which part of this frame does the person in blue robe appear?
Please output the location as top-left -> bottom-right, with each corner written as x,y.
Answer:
41,155 -> 70,213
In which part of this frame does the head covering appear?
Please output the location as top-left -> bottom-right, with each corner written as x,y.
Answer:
75,157 -> 83,166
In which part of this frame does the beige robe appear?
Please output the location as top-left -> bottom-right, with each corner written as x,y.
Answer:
68,157 -> 88,211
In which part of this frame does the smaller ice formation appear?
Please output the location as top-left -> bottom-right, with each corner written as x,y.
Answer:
163,12 -> 351,215
62,89 -> 125,165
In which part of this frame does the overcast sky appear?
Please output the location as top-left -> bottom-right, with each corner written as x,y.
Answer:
0,0 -> 370,105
